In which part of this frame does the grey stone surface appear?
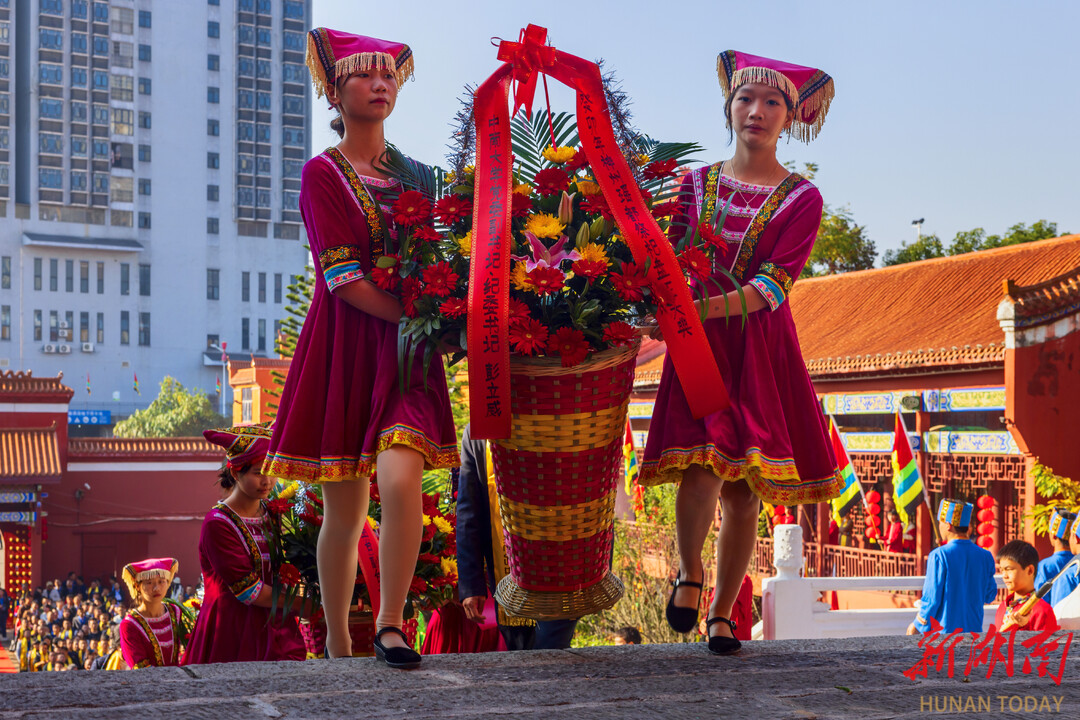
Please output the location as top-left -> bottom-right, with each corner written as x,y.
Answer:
0,635 -> 1076,719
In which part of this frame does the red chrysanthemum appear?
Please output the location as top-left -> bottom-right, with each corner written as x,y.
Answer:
527,265 -> 565,295
609,262 -> 648,301
368,256 -> 401,292
401,277 -> 422,318
572,258 -> 608,280
699,221 -> 723,249
602,321 -> 638,347
391,190 -> 432,227
547,327 -> 590,368
579,194 -> 613,220
433,195 -> 471,225
639,187 -> 653,205
422,494 -> 439,515
409,577 -> 428,595
418,553 -> 440,565
412,225 -> 442,243
564,148 -> 589,173
643,159 -> 679,181
278,563 -> 301,586
650,202 -> 679,218
439,297 -> 466,318
266,498 -> 291,516
508,317 -> 549,355
422,522 -> 436,541
533,168 -> 570,197
511,192 -> 535,218
678,246 -> 712,282
369,480 -> 380,503
508,297 -> 531,324
422,261 -> 459,298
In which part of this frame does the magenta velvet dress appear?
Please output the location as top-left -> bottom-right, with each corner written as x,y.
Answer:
640,164 -> 843,506
183,503 -> 306,664
119,602 -> 190,668
264,148 -> 459,482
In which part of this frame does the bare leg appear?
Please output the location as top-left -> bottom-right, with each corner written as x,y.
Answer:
673,464 -> 723,609
318,479 -> 369,658
707,478 -> 760,638
374,445 -> 425,650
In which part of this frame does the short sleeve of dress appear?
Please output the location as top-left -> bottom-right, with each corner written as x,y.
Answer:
748,184 -> 824,311
666,172 -> 700,247
202,511 -> 263,605
301,156 -> 367,294
118,616 -> 152,669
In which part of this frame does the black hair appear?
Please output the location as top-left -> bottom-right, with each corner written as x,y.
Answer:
997,539 -> 1039,571
948,524 -> 971,537
614,626 -> 642,644
218,462 -> 253,491
724,85 -> 795,145
330,114 -> 345,138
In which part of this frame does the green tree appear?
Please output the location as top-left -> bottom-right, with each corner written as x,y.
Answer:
948,220 -> 1061,255
882,233 -> 945,266
803,206 -> 877,277
1027,462 -> 1080,538
113,376 -> 226,438
265,263 -> 315,418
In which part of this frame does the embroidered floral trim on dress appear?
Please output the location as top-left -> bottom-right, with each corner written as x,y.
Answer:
638,444 -> 845,505
126,607 -> 179,667
213,503 -> 267,603
730,173 -> 803,281
322,147 -> 388,268
749,276 -> 785,311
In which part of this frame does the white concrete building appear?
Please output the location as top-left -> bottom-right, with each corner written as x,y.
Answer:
0,0 -> 311,426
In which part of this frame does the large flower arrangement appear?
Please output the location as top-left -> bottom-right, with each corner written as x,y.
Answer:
265,479 -> 457,620
377,110 -> 742,368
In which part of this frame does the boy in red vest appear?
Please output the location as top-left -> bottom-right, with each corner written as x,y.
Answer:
995,540 -> 1059,632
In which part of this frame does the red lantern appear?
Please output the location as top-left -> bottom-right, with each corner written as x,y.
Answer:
976,536 -> 994,548
977,521 -> 995,536
977,508 -> 995,523
866,490 -> 881,504
774,506 -> 787,517
771,515 -> 784,525
976,496 -> 995,509
866,527 -> 879,540
866,514 -> 881,526
866,502 -> 881,517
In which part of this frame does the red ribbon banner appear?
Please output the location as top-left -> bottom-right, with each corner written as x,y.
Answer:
357,516 -> 381,616
468,25 -> 729,440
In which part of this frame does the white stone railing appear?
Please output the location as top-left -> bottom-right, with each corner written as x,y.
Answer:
756,525 -> 1004,640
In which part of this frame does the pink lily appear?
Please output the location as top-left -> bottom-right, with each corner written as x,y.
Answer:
511,232 -> 581,271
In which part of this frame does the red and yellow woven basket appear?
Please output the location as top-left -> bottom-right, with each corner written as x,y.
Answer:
491,341 -> 638,620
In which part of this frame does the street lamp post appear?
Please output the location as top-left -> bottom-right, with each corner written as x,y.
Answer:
210,342 -> 228,417
911,218 -> 925,241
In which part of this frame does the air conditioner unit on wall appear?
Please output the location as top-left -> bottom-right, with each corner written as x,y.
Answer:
58,344 -> 72,354
43,344 -> 57,354
81,342 -> 95,353
58,321 -> 69,329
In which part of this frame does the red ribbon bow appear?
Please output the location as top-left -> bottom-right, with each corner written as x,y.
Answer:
496,24 -> 556,118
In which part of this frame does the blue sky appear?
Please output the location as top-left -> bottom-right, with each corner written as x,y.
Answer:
312,0 -> 1080,260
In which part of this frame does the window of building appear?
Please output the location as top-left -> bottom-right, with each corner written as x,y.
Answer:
258,272 -> 266,303
257,60 -> 271,79
97,262 -> 105,294
110,74 -> 134,101
207,184 -> 220,201
71,141 -> 88,159
111,210 -> 133,228
283,191 -> 300,211
207,152 -> 220,169
80,312 -> 90,342
282,97 -> 304,117
71,67 -> 88,87
284,31 -> 305,52
138,212 -> 151,229
239,0 -> 254,10
39,98 -> 63,119
139,44 -> 151,62
238,122 -> 254,141
208,21 -> 220,39
241,318 -> 250,350
34,310 -> 42,342
65,312 -> 74,341
39,28 -> 63,51
71,102 -> 88,121
257,28 -> 271,46
1,305 -> 9,341
120,263 -> 130,295
111,176 -> 133,202
97,312 -> 104,343
237,187 -> 254,206
73,0 -> 89,18
111,108 -> 134,136
138,179 -> 151,196
71,32 -> 88,53
138,77 -> 151,95
92,103 -> 109,125
207,217 -> 219,234
138,312 -> 150,346
138,111 -> 151,129
284,0 -> 305,19
207,119 -> 219,136
120,311 -> 129,345
80,261 -> 90,293
257,92 -> 271,111
92,36 -> 109,56
41,0 -> 63,14
283,63 -> 306,84
258,0 -> 271,12
283,127 -> 305,147
274,273 -> 282,303
207,269 -> 220,300
209,0 -> 220,5
111,6 -> 134,34
65,260 -> 74,292
93,70 -> 108,90
207,86 -> 220,104
34,258 -> 43,291
241,388 -> 252,423
256,156 -> 270,175
283,159 -> 303,179
111,41 -> 134,68
208,54 -> 220,71
238,89 -> 254,109
241,272 -> 250,302
50,259 -> 58,292
238,25 -> 255,45
238,155 -> 254,174
38,168 -> 62,189
138,145 -> 151,162
0,256 -> 9,289
258,319 -> 266,351
49,311 -> 59,341
92,141 -> 109,159
207,334 -> 219,349
139,264 -> 151,296
138,10 -> 151,28
92,173 -> 110,193
39,134 -> 63,154
256,124 -> 271,143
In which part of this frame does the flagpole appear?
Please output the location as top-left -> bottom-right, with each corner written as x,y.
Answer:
829,416 -> 873,546
897,412 -> 942,546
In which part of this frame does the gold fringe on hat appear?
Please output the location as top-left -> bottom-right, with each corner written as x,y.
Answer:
717,61 -> 835,143
122,560 -> 178,602
306,32 -> 415,99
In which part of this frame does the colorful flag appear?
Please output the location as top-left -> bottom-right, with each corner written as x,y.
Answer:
623,419 -> 644,514
891,413 -> 924,525
216,375 -> 222,395
828,417 -> 862,522
133,372 -> 140,395
86,371 -> 91,396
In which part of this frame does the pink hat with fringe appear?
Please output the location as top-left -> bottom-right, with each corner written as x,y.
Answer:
306,27 -> 414,99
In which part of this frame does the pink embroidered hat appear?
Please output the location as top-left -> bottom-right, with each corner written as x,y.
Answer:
203,421 -> 273,469
122,558 -> 178,601
716,50 -> 834,143
306,27 -> 414,99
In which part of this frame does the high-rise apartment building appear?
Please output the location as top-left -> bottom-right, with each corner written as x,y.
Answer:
0,0 -> 311,424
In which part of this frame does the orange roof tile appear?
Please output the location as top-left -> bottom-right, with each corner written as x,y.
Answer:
0,426 -> 62,482
0,370 -> 74,403
68,437 -> 223,461
634,235 -> 1080,384
1004,266 -> 1080,329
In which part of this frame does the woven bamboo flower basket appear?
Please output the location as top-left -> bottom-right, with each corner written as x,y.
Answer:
491,340 -> 639,620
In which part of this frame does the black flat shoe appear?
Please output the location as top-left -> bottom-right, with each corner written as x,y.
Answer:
666,573 -> 704,634
373,627 -> 421,669
706,616 -> 742,655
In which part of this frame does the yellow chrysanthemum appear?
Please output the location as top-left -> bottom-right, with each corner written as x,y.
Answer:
457,231 -> 472,258
440,557 -> 458,578
575,180 -> 601,196
433,516 -> 453,534
463,165 -> 475,176
422,514 -> 432,526
633,153 -> 650,167
511,262 -> 534,291
444,170 -> 456,184
542,145 -> 577,164
577,242 -> 610,266
524,213 -> 566,240
513,183 -> 532,196
278,482 -> 299,501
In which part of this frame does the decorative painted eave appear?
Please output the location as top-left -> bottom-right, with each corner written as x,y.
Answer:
68,437 -> 224,462
0,370 -> 75,404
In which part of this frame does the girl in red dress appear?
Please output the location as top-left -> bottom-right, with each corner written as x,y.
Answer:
263,29 -> 458,667
118,558 -> 194,668
183,423 -> 309,665
642,51 -> 843,655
